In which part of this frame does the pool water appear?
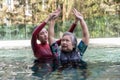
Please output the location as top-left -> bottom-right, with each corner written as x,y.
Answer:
0,48 -> 120,80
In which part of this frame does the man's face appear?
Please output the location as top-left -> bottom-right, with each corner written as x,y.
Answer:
61,35 -> 74,52
38,28 -> 48,43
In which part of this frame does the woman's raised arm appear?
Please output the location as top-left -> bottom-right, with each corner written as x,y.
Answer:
73,8 -> 89,45
48,8 -> 61,45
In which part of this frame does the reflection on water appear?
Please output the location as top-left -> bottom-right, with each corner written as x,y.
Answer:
46,68 -> 89,80
0,48 -> 120,80
31,61 -> 53,79
31,61 -> 89,80
87,62 -> 120,80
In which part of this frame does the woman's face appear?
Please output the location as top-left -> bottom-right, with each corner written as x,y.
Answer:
38,28 -> 48,43
61,35 -> 74,52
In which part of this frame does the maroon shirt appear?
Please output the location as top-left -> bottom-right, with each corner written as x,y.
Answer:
31,21 -> 77,61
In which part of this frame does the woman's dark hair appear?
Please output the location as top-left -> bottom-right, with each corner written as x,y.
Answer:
62,32 -> 77,50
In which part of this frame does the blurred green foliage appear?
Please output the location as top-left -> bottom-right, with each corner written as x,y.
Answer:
0,0 -> 119,40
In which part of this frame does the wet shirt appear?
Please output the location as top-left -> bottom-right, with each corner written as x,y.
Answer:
50,40 -> 88,68
31,22 -> 54,61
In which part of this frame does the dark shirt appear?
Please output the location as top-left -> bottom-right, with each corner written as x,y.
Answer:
50,40 -> 88,69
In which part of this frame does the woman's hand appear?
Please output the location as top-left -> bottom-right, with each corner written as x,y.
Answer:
51,8 -> 61,20
45,8 -> 61,23
72,8 -> 83,21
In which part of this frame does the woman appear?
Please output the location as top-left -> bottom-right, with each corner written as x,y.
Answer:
31,9 -> 61,65
48,8 -> 89,70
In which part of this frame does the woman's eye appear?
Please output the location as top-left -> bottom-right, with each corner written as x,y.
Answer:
61,39 -> 64,41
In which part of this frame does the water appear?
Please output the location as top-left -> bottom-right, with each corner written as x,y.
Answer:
0,48 -> 120,80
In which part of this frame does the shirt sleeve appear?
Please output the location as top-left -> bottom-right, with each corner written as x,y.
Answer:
50,42 -> 61,70
50,42 -> 60,58
31,22 -> 46,57
68,23 -> 77,32
77,40 -> 88,56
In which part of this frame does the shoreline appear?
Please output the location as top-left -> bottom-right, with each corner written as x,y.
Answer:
0,38 -> 120,49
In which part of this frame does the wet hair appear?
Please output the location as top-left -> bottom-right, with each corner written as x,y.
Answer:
37,28 -> 48,42
62,32 -> 77,50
